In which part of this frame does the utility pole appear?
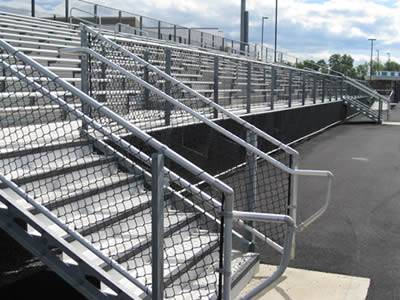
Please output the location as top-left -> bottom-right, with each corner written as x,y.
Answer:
240,0 -> 249,53
274,0 -> 278,63
368,38 -> 376,80
261,16 -> 269,61
31,0 -> 35,17
65,0 -> 69,22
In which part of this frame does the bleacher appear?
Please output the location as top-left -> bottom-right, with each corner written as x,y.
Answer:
0,8 -> 390,300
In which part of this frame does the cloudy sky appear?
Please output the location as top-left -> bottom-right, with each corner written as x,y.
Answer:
2,0 -> 399,64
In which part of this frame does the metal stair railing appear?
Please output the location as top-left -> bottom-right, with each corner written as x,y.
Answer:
66,25 -> 334,257
0,38 -> 296,299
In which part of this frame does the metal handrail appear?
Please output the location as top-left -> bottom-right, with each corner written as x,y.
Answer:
233,211 -> 295,300
75,26 -> 334,234
76,0 -> 306,65
114,22 -> 149,37
70,7 -> 101,28
0,38 -> 239,297
102,31 -> 341,79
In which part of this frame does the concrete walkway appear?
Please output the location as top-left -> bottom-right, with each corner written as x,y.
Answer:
241,265 -> 370,299
258,110 -> 400,299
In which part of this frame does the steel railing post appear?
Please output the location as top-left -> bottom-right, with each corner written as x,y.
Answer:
245,130 -> 257,251
151,153 -> 165,300
313,75 -> 317,104
80,26 -> 91,132
165,49 -> 172,125
173,25 -> 177,42
213,56 -> 219,118
188,29 -> 191,45
378,99 -> 383,123
271,66 -> 276,110
340,78 -> 344,99
143,51 -> 150,109
289,154 -> 299,259
139,16 -> 143,36
288,69 -> 292,107
302,73 -> 306,106
93,4 -> 98,24
118,11 -> 122,32
201,32 -> 204,48
221,38 -> 225,51
263,67 -> 267,103
222,193 -> 234,300
322,77 -> 326,103
158,21 -> 162,40
65,0 -> 69,22
247,61 -> 252,113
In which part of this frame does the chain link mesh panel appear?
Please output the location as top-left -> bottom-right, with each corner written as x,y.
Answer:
87,31 -> 294,248
0,46 -> 225,299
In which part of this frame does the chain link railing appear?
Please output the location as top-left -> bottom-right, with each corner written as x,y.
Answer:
0,38 -> 241,299
73,25 -> 334,258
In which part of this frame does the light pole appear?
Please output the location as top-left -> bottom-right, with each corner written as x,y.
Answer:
368,38 -> 376,80
274,0 -> 278,63
261,16 -> 269,61
31,0 -> 35,17
240,0 -> 249,53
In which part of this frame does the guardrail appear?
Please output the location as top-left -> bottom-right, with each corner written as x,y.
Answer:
71,0 -> 299,65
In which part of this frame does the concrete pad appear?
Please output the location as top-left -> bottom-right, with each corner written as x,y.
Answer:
239,265 -> 370,300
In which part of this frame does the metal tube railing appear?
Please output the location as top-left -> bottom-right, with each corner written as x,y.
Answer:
74,26 -> 335,233
0,38 -> 237,298
234,211 -> 295,300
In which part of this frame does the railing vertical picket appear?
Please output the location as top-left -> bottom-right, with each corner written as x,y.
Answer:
139,16 -> 143,36
271,66 -> 276,110
188,29 -> 191,45
158,21 -> 162,39
165,49 -> 171,126
213,56 -> 219,118
143,51 -> 150,109
80,26 -> 90,132
93,4 -> 98,24
173,25 -> 177,42
288,69 -> 292,107
151,153 -> 165,300
118,11 -> 122,32
313,75 -> 317,104
246,61 -> 252,113
245,130 -> 257,251
302,73 -> 306,106
322,77 -> 326,103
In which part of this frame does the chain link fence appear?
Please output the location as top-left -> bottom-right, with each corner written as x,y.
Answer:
87,29 -> 295,248
0,42 -> 228,299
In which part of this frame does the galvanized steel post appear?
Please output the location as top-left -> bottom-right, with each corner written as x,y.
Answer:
152,153 -> 165,300
288,69 -> 292,107
143,51 -> 150,108
271,66 -> 276,110
165,49 -> 172,125
213,56 -> 219,118
247,61 -> 252,113
80,26 -> 90,132
245,130 -> 257,251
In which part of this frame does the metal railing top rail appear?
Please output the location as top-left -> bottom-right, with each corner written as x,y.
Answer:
329,69 -> 390,103
234,211 -> 294,300
83,25 -> 298,157
0,38 -> 233,195
73,25 -> 334,234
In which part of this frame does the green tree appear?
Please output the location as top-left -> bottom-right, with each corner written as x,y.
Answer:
328,53 -> 354,76
384,61 -> 400,71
